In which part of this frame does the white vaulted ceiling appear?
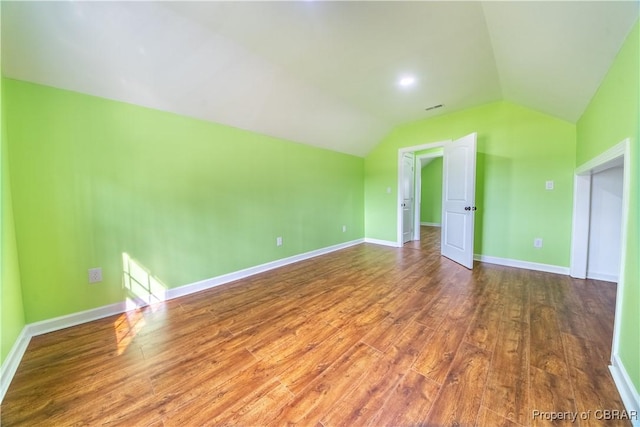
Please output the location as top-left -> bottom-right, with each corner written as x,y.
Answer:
2,1 -> 638,156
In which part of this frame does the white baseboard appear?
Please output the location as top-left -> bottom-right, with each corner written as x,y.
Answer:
166,239 -> 364,300
0,327 -> 30,403
0,302 -> 141,405
474,254 -> 570,275
0,238 -> 365,403
364,237 -> 401,248
610,354 -> 640,426
27,301 -> 129,337
587,271 -> 619,283
420,222 -> 441,227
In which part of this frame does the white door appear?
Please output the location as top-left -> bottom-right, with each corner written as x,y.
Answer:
441,133 -> 477,269
402,152 -> 415,244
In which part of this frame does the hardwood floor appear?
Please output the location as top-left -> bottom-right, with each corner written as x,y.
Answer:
1,227 -> 629,426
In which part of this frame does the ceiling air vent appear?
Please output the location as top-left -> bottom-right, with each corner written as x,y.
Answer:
425,104 -> 444,111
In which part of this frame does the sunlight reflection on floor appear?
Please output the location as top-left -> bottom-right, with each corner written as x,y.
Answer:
115,253 -> 168,355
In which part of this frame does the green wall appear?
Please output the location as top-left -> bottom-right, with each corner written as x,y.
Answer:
1,61 -> 27,365
365,101 -> 576,267
577,21 -> 639,393
4,79 -> 364,323
2,21 -> 637,398
420,158 -> 442,224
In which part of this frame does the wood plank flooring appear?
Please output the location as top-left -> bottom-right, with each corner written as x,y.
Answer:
1,227 -> 629,426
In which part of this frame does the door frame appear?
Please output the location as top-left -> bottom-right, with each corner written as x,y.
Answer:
397,140 -> 451,246
569,138 -> 630,360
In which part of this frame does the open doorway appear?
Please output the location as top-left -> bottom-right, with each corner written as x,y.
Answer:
401,150 -> 445,244
397,133 -> 477,269
587,163 -> 624,282
569,138 -> 630,363
403,152 -> 444,254
413,149 -> 444,240
398,141 -> 448,246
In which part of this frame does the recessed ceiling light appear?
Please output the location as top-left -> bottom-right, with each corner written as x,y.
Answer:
398,75 -> 417,88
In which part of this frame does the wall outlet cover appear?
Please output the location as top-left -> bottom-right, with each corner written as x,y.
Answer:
88,267 -> 102,283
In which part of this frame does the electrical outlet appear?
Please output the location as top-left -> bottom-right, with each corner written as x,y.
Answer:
533,238 -> 543,248
342,225 -> 347,232
276,237 -> 283,247
88,267 -> 102,284
545,180 -> 554,190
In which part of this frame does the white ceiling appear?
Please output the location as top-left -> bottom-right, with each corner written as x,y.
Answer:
2,1 -> 638,157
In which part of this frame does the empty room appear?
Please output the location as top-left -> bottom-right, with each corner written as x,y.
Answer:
1,1 -> 638,426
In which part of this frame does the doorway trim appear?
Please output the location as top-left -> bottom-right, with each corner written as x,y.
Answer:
569,138 -> 630,360
397,140 -> 451,246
